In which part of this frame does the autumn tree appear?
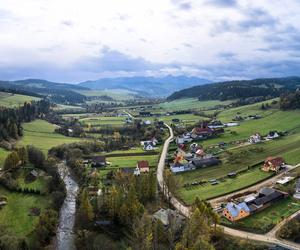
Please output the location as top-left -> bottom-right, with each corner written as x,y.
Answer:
3,151 -> 20,170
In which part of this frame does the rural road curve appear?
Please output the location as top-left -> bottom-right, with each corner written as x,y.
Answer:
157,123 -> 300,250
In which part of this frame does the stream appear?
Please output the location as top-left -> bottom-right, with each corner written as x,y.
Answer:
56,162 -> 79,250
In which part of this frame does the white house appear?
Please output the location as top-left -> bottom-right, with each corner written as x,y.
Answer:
144,120 -> 152,125
143,143 -> 155,151
134,167 -> 141,176
266,131 -> 280,140
225,122 -> 240,127
249,133 -> 261,144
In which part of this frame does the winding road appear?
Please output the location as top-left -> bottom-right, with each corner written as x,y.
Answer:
157,123 -> 300,250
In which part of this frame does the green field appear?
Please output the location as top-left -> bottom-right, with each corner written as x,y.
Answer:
178,168 -> 272,203
80,115 -> 125,127
157,98 -> 233,112
107,154 -> 158,168
0,187 -> 49,236
222,197 -> 300,233
18,119 -> 82,154
79,89 -> 138,101
0,148 -> 9,167
0,92 -> 40,107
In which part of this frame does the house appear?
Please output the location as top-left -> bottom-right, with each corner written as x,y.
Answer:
144,120 -> 152,125
91,156 -> 106,168
247,187 -> 286,212
190,157 -> 220,169
192,122 -> 214,137
276,176 -> 294,185
195,149 -> 205,157
153,208 -> 185,227
143,142 -> 155,151
139,111 -> 151,117
133,167 -> 141,176
208,120 -> 224,129
189,142 -> 199,152
170,162 -> 194,173
293,179 -> 300,199
223,202 -> 250,221
137,160 -> 149,173
249,133 -> 261,144
262,156 -> 284,172
225,122 -> 240,127
176,136 -> 192,144
26,170 -> 39,182
266,131 -> 280,140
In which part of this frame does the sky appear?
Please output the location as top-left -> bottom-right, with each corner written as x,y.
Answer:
0,0 -> 300,83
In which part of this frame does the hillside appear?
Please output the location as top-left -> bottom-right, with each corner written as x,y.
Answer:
0,79 -> 89,104
167,77 -> 300,101
78,75 -> 211,97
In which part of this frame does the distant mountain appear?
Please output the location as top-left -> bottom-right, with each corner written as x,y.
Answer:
167,77 -> 300,101
0,79 -> 89,104
78,75 -> 211,97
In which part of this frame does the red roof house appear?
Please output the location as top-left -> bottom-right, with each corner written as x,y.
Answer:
137,160 -> 150,173
262,157 -> 284,172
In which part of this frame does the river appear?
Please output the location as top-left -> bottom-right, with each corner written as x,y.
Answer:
56,162 -> 79,250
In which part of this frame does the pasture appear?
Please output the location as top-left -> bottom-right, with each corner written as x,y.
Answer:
18,120 -> 82,154
0,92 -> 40,107
0,186 -> 49,236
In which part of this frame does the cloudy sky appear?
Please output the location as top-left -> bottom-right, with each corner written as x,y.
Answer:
0,0 -> 300,82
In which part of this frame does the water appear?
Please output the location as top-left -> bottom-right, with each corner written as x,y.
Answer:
56,162 -> 79,250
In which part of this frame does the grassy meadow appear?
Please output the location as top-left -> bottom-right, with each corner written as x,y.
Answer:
0,187 -> 49,236
18,119 -> 82,154
0,92 -> 40,107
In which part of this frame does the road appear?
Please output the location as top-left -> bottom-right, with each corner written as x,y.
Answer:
123,110 -> 134,119
157,123 -> 300,250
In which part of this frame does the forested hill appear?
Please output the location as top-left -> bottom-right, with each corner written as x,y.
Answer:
167,77 -> 300,101
0,79 -> 89,104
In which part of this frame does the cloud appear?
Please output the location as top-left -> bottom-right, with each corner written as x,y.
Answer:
206,0 -> 237,7
61,20 -> 74,27
171,0 -> 192,10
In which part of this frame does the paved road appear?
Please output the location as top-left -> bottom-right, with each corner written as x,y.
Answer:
157,123 -> 300,250
123,110 -> 134,119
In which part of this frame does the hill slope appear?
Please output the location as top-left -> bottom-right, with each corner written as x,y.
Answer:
167,77 -> 300,101
0,79 -> 89,104
79,75 -> 211,97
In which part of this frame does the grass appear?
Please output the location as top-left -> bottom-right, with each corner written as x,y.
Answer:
0,92 -> 40,107
157,98 -> 233,112
16,168 -> 50,193
178,168 -> 272,203
78,89 -> 138,100
18,119 -> 82,154
222,197 -> 300,234
0,186 -> 49,236
107,154 -> 158,168
0,148 -> 9,167
80,116 -> 125,127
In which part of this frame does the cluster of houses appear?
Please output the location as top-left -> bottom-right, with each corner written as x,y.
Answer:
262,156 -> 285,172
223,187 -> 288,221
249,131 -> 281,144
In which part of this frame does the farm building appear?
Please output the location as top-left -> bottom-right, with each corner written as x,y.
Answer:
223,202 -> 250,221
137,160 -> 149,173
247,187 -> 287,213
153,208 -> 185,228
262,157 -> 284,172
91,156 -> 107,168
170,162 -> 194,173
190,157 -> 220,169
293,179 -> 300,199
208,120 -> 224,129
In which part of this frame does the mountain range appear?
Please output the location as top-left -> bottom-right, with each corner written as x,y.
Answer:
78,75 -> 211,96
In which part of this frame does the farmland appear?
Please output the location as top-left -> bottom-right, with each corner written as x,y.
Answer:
0,92 -> 40,107
17,119 -> 82,154
0,186 -> 49,236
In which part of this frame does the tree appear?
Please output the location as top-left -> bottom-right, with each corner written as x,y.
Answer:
35,209 -> 58,245
77,188 -> 94,227
16,147 -> 28,165
27,145 -> 45,168
163,169 -> 182,205
3,151 -> 20,170
131,213 -> 153,250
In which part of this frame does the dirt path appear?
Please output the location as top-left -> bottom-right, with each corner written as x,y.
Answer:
157,124 -> 300,250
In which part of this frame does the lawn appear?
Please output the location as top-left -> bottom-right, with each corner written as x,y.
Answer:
78,89 -> 138,100
107,154 -> 158,168
0,187 -> 49,236
80,116 -> 125,127
222,197 -> 300,234
0,92 -> 40,107
18,119 -> 82,154
178,168 -> 272,203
